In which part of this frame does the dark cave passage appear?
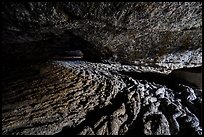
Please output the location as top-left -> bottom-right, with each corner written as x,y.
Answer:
1,2 -> 202,135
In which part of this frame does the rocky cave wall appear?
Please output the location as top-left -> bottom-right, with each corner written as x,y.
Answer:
1,2 -> 202,72
1,2 -> 202,135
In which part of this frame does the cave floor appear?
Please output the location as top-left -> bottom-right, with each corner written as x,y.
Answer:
1,61 -> 202,135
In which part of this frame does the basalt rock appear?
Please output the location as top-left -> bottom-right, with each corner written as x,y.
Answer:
1,2 -> 202,135
2,61 -> 202,135
1,2 -> 202,72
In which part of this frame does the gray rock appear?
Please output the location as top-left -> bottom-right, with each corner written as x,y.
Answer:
1,2 -> 202,72
1,2 -> 202,135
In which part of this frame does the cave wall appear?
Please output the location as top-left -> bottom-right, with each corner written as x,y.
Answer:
1,2 -> 203,135
1,2 -> 202,70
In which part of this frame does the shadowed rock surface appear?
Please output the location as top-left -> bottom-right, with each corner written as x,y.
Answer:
1,2 -> 202,71
169,66 -> 202,90
1,2 -> 202,135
